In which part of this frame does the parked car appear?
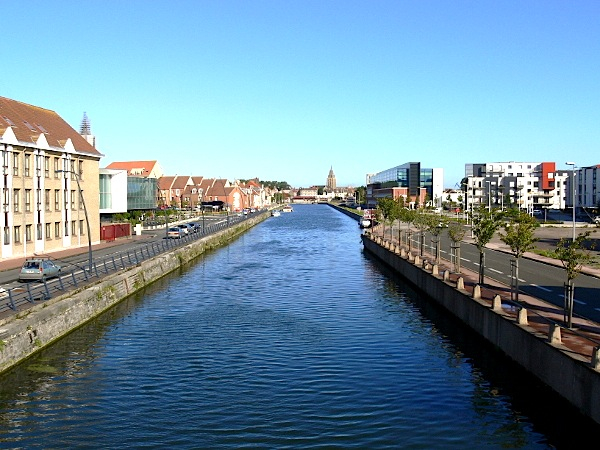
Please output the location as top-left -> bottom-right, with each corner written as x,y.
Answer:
177,224 -> 193,235
167,227 -> 184,239
594,216 -> 600,225
187,222 -> 200,232
19,257 -> 62,282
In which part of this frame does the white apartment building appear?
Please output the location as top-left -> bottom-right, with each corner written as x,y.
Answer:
578,165 -> 600,211
464,162 -> 569,213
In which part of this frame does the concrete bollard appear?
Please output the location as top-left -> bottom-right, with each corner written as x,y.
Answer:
432,264 -> 438,276
414,255 -> 421,266
401,248 -> 406,258
548,323 -> 562,344
457,277 -> 464,290
443,270 -> 449,281
492,294 -> 502,311
517,307 -> 528,325
592,347 -> 600,371
472,284 -> 481,300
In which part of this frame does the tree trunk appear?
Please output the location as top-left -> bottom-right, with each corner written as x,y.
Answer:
478,250 -> 485,285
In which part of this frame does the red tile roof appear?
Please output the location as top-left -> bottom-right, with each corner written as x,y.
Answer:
0,96 -> 102,157
106,160 -> 158,176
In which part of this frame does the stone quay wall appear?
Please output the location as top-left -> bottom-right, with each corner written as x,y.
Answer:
361,233 -> 600,426
0,212 -> 269,375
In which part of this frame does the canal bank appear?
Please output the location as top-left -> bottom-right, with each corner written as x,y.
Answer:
360,231 -> 600,426
0,211 -> 270,375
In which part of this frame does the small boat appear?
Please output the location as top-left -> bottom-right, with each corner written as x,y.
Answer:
282,205 -> 293,213
271,210 -> 281,217
359,219 -> 371,229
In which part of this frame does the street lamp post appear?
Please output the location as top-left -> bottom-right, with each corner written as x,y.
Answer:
57,169 -> 92,274
566,162 -> 576,242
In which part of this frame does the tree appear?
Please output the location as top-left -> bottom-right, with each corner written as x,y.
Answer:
399,207 -> 417,251
448,221 -> 466,273
499,209 -> 539,300
376,197 -> 399,241
413,211 -> 430,256
427,215 -> 449,264
553,231 -> 596,328
471,205 -> 504,285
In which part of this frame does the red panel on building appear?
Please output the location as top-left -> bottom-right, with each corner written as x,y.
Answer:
540,162 -> 556,190
100,223 -> 131,242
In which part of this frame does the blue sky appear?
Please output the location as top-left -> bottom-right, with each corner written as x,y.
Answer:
3,1 -> 599,188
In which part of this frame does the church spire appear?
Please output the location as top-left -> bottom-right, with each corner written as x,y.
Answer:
79,112 -> 96,147
80,112 -> 91,135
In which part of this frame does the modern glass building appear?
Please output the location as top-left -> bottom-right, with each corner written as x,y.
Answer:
366,162 -> 443,205
127,177 -> 158,210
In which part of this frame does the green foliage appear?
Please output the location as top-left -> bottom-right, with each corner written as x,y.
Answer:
554,231 -> 596,282
376,197 -> 399,225
499,209 -> 539,259
448,222 -> 466,243
471,205 -> 504,252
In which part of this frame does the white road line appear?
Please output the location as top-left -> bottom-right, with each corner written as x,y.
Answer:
531,284 -> 552,292
489,268 -> 503,274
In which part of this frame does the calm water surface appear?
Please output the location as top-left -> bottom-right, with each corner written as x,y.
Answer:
0,204 -> 597,449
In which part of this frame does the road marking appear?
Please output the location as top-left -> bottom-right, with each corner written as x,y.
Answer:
489,268 -> 503,274
531,284 -> 552,292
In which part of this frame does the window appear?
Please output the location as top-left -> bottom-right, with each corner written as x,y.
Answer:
78,160 -> 83,179
64,189 -> 68,209
70,160 -> 76,180
45,189 -> 50,211
64,222 -> 69,237
79,220 -> 85,235
4,226 -> 9,245
3,188 -> 8,211
25,224 -> 32,241
44,156 -> 50,178
13,153 -> 19,176
71,221 -> 76,236
54,189 -> 60,210
71,190 -> 76,209
24,153 -> 30,176
37,223 -> 42,240
45,223 -> 51,240
25,189 -> 31,212
54,157 -> 60,178
13,189 -> 20,213
54,222 -> 60,238
36,189 -> 41,211
14,226 -> 20,244
35,154 -> 41,176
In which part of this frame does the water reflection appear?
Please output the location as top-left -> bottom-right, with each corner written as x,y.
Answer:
0,204 -> 597,448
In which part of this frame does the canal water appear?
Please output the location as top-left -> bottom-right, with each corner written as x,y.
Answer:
0,204 -> 597,448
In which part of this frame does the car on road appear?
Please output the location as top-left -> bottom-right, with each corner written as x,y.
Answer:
187,222 -> 200,232
19,257 -> 62,282
177,223 -> 193,235
167,227 -> 184,239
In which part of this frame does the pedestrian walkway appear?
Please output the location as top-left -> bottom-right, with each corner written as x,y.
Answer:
0,234 -> 155,273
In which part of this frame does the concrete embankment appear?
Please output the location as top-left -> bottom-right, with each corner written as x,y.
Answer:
360,232 -> 600,425
0,212 -> 269,375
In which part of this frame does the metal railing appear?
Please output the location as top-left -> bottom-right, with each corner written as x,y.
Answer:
0,211 -> 255,316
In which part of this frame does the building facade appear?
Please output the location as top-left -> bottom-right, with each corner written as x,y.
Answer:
463,162 -> 568,213
0,97 -> 103,259
366,162 -> 444,208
